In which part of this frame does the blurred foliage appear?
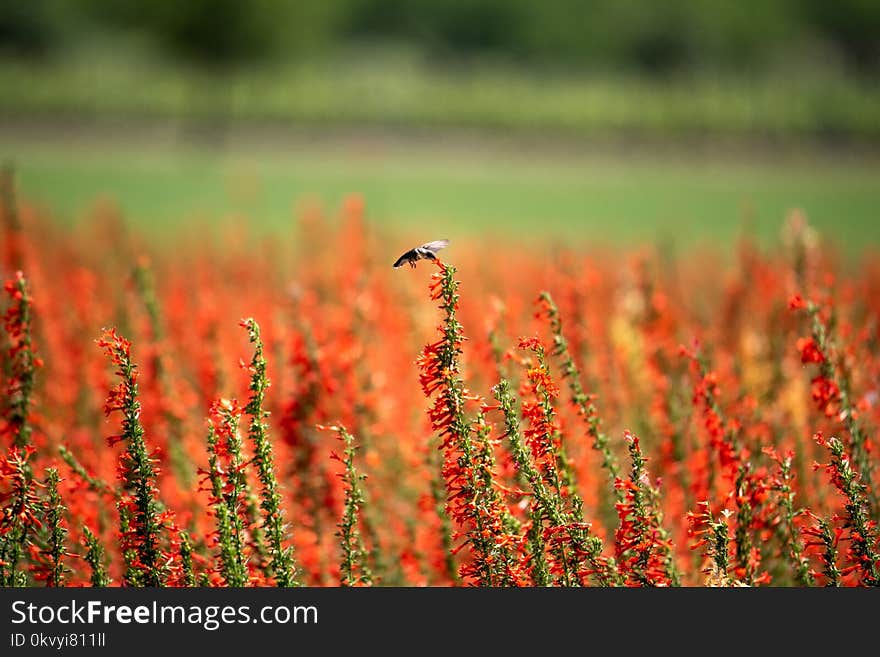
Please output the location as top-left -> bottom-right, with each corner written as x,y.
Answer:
0,0 -> 61,56
2,56 -> 877,140
1,0 -> 878,76
81,0 -> 281,69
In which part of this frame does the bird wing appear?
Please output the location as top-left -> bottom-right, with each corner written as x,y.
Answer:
393,249 -> 417,268
420,239 -> 450,253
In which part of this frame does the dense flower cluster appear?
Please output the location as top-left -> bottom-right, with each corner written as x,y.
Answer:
612,431 -> 678,586
1,191 -> 879,586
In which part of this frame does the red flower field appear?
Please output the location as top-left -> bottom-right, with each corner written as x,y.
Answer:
1,179 -> 878,587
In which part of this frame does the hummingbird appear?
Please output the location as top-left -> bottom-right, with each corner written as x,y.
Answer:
392,239 -> 450,269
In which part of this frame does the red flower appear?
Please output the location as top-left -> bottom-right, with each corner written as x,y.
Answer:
789,295 -> 807,311
796,337 -> 825,364
810,376 -> 840,417
517,336 -> 542,351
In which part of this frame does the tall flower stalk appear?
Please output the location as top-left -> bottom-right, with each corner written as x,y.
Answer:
97,328 -> 171,587
813,433 -> 879,586
791,295 -> 877,514
517,336 -> 584,521
3,272 -> 41,454
38,468 -> 70,586
682,344 -> 768,584
764,447 -> 814,586
325,424 -> 374,586
240,318 -> 298,587
0,272 -> 42,586
494,378 -> 618,586
538,292 -> 621,500
417,261 -> 524,586
613,431 -> 680,586
0,446 -> 41,586
203,400 -> 249,587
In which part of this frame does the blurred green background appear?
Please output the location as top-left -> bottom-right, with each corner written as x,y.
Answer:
2,0 -> 879,249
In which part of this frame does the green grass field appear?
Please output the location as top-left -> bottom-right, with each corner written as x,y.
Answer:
5,126 -> 880,254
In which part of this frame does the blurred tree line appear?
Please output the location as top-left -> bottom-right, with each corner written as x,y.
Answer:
1,0 -> 878,76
